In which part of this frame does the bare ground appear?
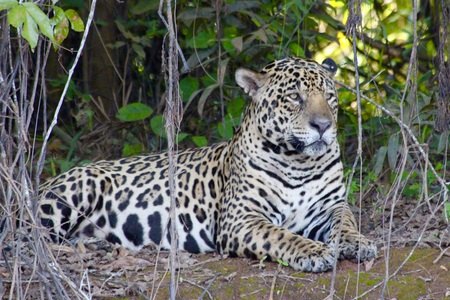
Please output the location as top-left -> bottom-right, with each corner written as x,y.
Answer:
1,197 -> 449,299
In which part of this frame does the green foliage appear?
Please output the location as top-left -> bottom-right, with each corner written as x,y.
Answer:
26,0 -> 446,207
116,103 -> 153,122
4,0 -> 84,51
150,115 -> 189,143
276,259 -> 289,267
191,136 -> 208,147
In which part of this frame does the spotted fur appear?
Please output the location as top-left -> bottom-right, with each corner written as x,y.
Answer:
39,57 -> 376,272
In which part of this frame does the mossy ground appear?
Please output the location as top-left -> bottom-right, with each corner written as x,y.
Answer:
126,247 -> 450,299
2,245 -> 449,299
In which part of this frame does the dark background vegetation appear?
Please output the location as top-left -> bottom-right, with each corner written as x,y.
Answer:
0,0 -> 449,299
39,0 -> 449,192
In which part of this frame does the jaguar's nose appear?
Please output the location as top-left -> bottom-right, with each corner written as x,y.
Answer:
309,118 -> 332,136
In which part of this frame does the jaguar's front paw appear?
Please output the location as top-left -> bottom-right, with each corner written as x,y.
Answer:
338,234 -> 377,262
291,241 -> 335,272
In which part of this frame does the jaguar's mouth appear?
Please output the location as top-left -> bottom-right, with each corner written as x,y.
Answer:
305,140 -> 327,151
288,137 -> 328,153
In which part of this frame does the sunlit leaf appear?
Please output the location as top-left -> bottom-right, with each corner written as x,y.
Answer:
289,43 -> 305,57
22,2 -> 55,42
53,17 -> 69,47
50,6 -> 65,26
0,0 -> 18,10
7,4 -> 25,28
117,102 -> 153,122
22,12 -> 39,51
65,9 -> 84,32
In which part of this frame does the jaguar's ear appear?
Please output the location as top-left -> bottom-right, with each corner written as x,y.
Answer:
235,68 -> 266,97
321,58 -> 338,77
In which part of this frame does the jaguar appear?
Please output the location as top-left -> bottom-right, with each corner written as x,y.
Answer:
39,57 -> 377,272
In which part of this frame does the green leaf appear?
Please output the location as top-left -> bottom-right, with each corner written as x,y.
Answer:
192,136 -> 208,147
50,6 -> 65,26
180,77 -> 199,102
53,17 -> 69,47
231,36 -> 243,52
178,7 -> 214,23
276,259 -> 289,267
150,115 -> 166,138
289,43 -> 305,57
7,4 -> 25,28
177,133 -> 189,143
217,115 -> 236,140
0,0 -> 18,10
132,43 -> 146,59
437,132 -> 449,153
188,31 -> 215,49
130,0 -> 159,15
22,12 -> 39,51
56,158 -> 75,174
116,103 -> 154,122
387,134 -> 399,171
65,9 -> 84,32
22,2 -> 55,42
123,142 -> 143,157
227,97 -> 246,118
373,146 -> 387,178
150,115 -> 188,142
198,83 -> 219,116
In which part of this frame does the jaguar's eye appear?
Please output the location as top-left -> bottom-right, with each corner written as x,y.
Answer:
287,93 -> 304,103
325,92 -> 334,100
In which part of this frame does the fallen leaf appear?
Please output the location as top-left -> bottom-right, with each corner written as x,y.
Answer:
417,276 -> 432,283
51,244 -> 76,253
365,258 -> 375,271
118,247 -> 129,258
98,256 -> 151,271
224,271 -> 237,282
77,240 -> 87,254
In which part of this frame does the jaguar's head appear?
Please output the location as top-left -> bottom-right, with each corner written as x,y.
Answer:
236,57 -> 339,157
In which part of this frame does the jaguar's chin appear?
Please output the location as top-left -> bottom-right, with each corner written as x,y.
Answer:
304,140 -> 328,156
